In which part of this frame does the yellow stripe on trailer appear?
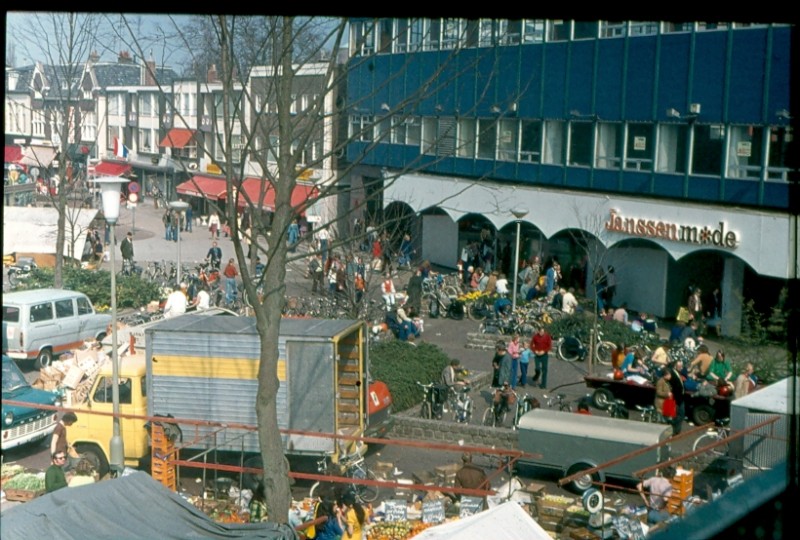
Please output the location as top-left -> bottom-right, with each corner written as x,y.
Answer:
152,355 -> 287,381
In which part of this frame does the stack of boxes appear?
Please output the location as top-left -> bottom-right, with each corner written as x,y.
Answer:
667,468 -> 694,516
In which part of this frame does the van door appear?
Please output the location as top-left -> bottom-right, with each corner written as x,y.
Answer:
28,301 -> 56,360
54,297 -> 81,355
75,295 -> 105,341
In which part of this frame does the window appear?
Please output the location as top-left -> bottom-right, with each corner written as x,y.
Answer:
408,19 -> 423,51
497,119 -> 518,161
350,115 -> 374,142
422,118 -> 437,155
351,20 -> 375,55
107,126 -> 123,151
625,123 -> 655,171
520,120 -> 542,162
421,117 -> 455,156
543,121 -> 565,165
662,22 -> 693,33
139,94 -> 153,117
375,116 -> 391,142
548,20 -> 571,41
569,122 -> 593,166
77,297 -> 93,315
395,19 -> 409,52
656,124 -> 688,174
629,22 -> 659,36
425,19 -> 441,50
573,21 -> 599,40
391,116 -> 421,146
767,126 -> 792,181
457,118 -> 476,158
93,377 -> 133,404
522,20 -> 545,43
441,19 -> 460,49
697,22 -> 730,31
596,123 -> 623,169
477,119 -> 497,159
378,19 -> 393,53
4,306 -> 20,323
601,21 -> 627,38
55,299 -> 74,319
108,93 -> 123,115
498,20 -> 522,45
231,134 -> 244,163
464,20 -> 479,47
30,302 -> 53,323
139,128 -> 156,153
692,124 -> 725,176
479,19 -> 495,47
727,125 -> 764,179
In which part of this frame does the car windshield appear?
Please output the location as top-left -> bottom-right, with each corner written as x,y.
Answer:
2,358 -> 29,393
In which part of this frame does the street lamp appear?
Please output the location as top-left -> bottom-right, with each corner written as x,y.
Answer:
94,175 -> 129,476
511,207 -> 529,313
168,200 -> 190,286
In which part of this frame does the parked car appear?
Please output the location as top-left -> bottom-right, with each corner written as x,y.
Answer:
585,373 -> 732,425
2,355 -> 61,450
3,288 -> 111,369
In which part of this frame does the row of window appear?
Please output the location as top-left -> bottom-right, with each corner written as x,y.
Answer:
352,115 -> 793,182
349,19 -> 777,55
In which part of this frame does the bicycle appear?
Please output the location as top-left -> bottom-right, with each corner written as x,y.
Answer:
482,388 -> 517,427
636,404 -> 664,423
543,393 -> 573,412
691,417 -> 731,471
446,384 -> 474,424
607,398 -> 630,419
416,381 -> 446,420
512,394 -> 540,430
308,452 -> 379,504
556,329 -> 616,365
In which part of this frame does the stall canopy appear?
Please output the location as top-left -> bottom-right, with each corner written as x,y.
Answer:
1,471 -> 299,540
222,177 -> 318,211
160,128 -> 198,148
94,160 -> 132,176
176,175 -> 228,200
411,501 -> 551,540
4,144 -> 24,163
3,205 -> 98,259
20,145 -> 57,167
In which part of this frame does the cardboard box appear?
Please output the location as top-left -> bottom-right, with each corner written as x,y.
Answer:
61,365 -> 85,389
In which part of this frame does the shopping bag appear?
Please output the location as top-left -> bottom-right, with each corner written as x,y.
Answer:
676,306 -> 691,323
662,396 -> 677,418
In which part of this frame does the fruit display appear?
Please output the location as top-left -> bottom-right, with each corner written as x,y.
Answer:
366,520 -> 434,540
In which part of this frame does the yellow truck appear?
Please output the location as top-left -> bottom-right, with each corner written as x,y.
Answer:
68,315 -> 392,486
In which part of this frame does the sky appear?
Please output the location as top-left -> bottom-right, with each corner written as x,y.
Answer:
6,12 -> 195,68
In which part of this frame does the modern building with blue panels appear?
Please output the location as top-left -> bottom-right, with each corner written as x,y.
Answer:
342,20 -> 794,333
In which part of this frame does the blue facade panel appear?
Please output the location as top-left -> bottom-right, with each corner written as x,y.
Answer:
542,43 -> 568,118
565,167 -> 591,189
767,28 -> 792,116
592,169 -> 620,192
566,40 -> 595,116
724,179 -> 760,206
657,36 -> 691,119
762,182 -> 789,208
688,175 -> 722,202
652,174 -> 685,198
728,31 -> 768,124
497,47 -> 522,107
622,38 -> 657,121
692,32 -> 728,124
455,49 -> 479,116
475,52 -> 500,116
620,171 -> 652,194
596,39 -> 626,120
518,45 -> 543,118
539,164 -> 564,187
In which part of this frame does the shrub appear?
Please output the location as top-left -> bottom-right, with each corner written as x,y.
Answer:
12,267 -> 162,311
370,340 -> 451,413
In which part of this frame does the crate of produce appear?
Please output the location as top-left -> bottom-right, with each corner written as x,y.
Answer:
4,488 -> 45,502
536,494 -> 575,518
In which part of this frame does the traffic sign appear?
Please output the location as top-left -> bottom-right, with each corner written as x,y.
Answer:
128,192 -> 139,203
128,181 -> 140,193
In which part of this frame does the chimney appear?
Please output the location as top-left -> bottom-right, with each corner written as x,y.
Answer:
88,50 -> 100,64
144,60 -> 157,86
118,51 -> 133,64
207,64 -> 218,83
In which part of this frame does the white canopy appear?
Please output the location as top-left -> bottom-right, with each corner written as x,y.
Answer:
411,501 -> 551,540
3,205 -> 98,259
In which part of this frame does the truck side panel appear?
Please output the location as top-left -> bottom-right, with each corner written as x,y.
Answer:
287,340 -> 335,453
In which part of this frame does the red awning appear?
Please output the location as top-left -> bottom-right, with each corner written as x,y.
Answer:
159,128 -> 197,149
175,175 -> 227,200
5,145 -> 23,163
94,161 -> 132,176
222,178 -> 318,211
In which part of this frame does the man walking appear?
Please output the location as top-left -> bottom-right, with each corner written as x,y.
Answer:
120,232 -> 134,275
223,258 -> 239,305
530,326 -> 553,389
206,241 -> 222,270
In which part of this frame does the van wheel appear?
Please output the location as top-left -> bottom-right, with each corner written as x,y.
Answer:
75,443 -> 110,479
35,348 -> 53,370
566,463 -> 599,494
692,405 -> 715,426
591,388 -> 614,410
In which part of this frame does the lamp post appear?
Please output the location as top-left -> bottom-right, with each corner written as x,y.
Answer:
94,175 -> 129,476
168,200 -> 190,286
511,207 -> 529,313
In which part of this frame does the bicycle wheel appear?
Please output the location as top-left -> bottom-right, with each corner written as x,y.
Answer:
693,431 -> 727,457
420,401 -> 432,420
308,481 -> 321,499
559,402 -> 573,413
558,337 -> 583,362
354,469 -> 380,503
595,340 -> 616,366
482,407 -> 496,427
468,298 -> 489,321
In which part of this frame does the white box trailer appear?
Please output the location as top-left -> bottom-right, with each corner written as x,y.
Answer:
729,376 -> 798,479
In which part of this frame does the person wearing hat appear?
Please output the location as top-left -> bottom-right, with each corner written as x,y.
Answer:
164,282 -> 189,318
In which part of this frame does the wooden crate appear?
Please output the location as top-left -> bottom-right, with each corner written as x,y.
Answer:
5,488 -> 44,502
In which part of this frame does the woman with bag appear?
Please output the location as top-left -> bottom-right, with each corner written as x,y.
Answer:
655,369 -> 675,421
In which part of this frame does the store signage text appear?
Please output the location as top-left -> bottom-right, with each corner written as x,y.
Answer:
604,209 -> 738,249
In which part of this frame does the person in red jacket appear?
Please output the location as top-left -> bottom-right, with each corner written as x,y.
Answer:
530,326 -> 553,389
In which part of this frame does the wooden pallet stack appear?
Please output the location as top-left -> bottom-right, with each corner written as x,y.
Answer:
667,468 -> 694,516
150,424 -> 177,491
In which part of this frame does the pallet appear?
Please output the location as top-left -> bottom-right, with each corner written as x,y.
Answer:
5,488 -> 44,502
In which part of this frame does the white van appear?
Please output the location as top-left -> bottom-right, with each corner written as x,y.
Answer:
517,408 -> 672,493
3,289 -> 111,369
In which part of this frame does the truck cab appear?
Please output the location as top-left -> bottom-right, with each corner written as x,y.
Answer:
69,355 -> 150,476
2,355 -> 61,450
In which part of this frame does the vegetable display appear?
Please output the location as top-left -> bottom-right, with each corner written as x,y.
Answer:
3,472 -> 46,491
366,520 -> 434,540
